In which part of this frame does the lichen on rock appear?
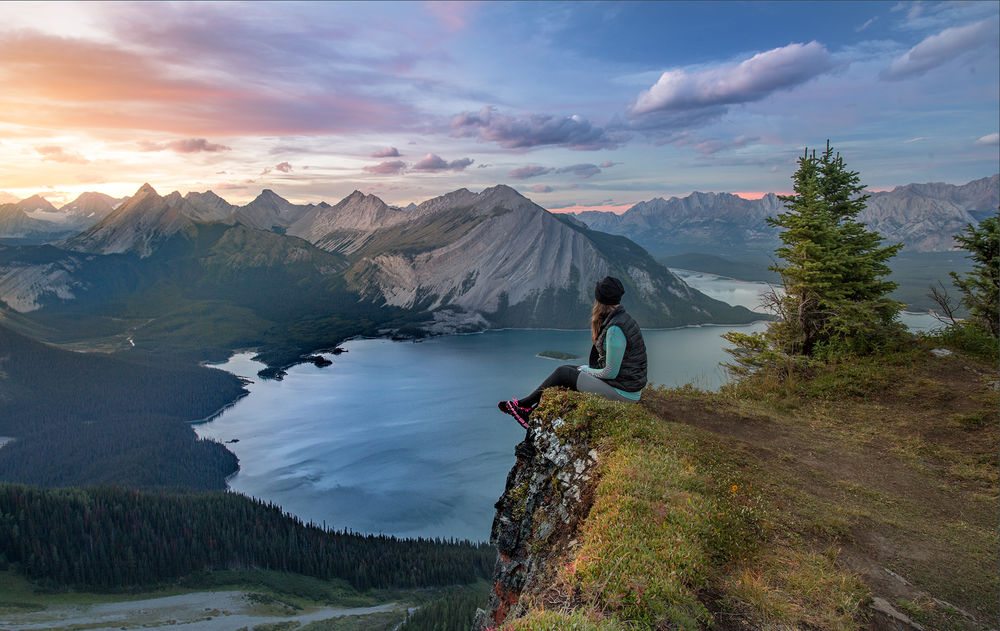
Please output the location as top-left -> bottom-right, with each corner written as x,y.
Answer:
474,403 -> 600,629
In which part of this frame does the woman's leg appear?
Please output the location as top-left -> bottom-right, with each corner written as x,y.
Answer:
517,365 -> 580,408
575,371 -> 639,403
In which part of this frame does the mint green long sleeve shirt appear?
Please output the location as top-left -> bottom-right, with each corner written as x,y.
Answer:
579,326 -> 641,400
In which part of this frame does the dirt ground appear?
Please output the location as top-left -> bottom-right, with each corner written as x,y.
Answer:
1,590 -> 404,630
642,349 -> 998,630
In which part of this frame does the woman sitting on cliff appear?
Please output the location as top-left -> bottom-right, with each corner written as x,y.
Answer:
499,276 -> 647,428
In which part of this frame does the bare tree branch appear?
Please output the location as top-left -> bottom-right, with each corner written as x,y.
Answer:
927,281 -> 958,326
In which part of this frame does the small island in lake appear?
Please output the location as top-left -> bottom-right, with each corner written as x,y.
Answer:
537,350 -> 580,361
306,355 -> 333,367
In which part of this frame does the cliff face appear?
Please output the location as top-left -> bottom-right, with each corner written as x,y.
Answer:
474,418 -> 600,629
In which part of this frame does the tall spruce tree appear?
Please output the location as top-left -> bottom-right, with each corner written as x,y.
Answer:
725,142 -> 904,369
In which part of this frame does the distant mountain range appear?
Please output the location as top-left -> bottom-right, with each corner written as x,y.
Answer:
573,174 -> 998,256
0,192 -> 126,244
0,183 -> 756,373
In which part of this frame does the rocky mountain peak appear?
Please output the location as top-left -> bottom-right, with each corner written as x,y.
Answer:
15,195 -> 56,213
181,190 -> 235,222
61,192 -> 119,210
185,190 -> 225,203
134,183 -> 159,198
337,190 -> 386,209
63,184 -> 191,257
250,189 -> 287,206
235,189 -> 308,230
477,184 -> 535,208
285,189 -> 396,250
480,183 -> 521,197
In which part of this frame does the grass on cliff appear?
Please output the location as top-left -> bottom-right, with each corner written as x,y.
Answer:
507,332 -> 996,630
512,390 -> 778,629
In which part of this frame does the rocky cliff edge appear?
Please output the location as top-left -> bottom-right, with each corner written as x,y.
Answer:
473,366 -> 993,630
474,389 -> 767,630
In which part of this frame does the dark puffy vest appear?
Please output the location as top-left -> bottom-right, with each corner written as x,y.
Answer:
588,307 -> 647,393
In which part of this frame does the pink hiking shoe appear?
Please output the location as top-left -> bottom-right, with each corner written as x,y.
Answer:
498,398 -> 532,429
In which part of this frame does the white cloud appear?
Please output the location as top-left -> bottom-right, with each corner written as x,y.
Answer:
974,133 -> 999,147
629,41 -> 833,116
856,16 -> 877,32
881,19 -> 998,80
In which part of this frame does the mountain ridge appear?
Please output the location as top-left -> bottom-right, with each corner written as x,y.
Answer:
0,183 -> 757,376
573,174 -> 999,255
4,174 -> 996,254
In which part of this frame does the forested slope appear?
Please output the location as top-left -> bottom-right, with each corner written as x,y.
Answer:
0,324 -> 244,488
0,484 -> 493,591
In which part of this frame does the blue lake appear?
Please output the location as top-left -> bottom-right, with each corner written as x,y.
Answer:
195,273 -> 940,542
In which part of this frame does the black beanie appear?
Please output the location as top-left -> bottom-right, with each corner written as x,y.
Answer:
595,276 -> 625,305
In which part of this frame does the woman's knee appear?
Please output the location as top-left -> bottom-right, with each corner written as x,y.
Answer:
549,364 -> 579,387
556,364 -> 579,377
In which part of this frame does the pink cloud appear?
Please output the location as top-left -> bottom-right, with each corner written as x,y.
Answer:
452,106 -> 625,150
530,185 -> 553,193
372,146 -> 401,158
275,161 -> 292,172
35,145 -> 89,164
424,1 -> 476,32
412,153 -> 473,171
0,31 -> 415,136
138,138 -> 231,153
363,160 -> 407,175
509,165 -> 552,180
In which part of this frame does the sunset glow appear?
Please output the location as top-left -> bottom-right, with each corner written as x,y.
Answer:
0,1 -> 996,209
547,203 -> 636,215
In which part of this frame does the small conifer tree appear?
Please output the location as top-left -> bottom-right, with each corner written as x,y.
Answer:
725,141 -> 904,372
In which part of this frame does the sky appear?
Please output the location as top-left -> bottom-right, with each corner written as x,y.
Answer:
0,1 -> 997,211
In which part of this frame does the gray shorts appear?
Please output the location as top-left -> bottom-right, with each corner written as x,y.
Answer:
575,370 -> 639,403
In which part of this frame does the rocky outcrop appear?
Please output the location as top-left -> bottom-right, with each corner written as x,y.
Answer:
474,416 -> 600,629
